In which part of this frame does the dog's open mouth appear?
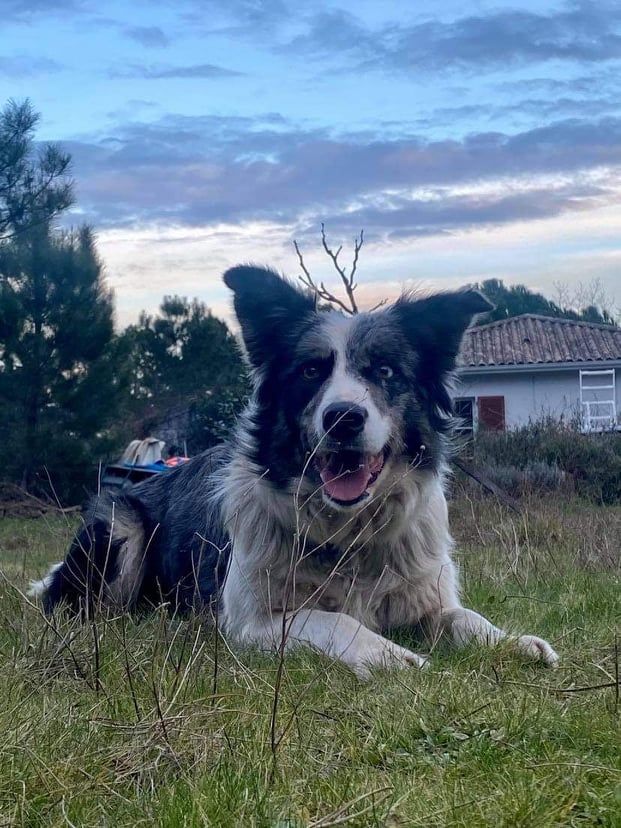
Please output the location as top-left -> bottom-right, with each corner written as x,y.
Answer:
315,449 -> 386,506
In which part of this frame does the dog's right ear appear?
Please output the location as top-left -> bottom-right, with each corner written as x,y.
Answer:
223,265 -> 316,368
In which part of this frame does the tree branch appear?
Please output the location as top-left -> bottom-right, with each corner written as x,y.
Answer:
320,223 -> 361,314
294,225 -> 365,315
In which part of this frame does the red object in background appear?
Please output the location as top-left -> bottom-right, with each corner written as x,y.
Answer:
478,396 -> 506,431
165,456 -> 190,467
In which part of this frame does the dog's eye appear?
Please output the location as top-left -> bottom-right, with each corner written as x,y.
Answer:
378,365 -> 394,379
302,364 -> 320,380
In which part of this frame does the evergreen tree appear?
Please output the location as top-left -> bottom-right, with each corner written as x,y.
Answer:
0,224 -> 119,501
0,99 -> 73,241
117,295 -> 248,451
473,278 -> 617,326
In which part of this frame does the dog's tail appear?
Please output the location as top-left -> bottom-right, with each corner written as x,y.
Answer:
29,491 -> 148,615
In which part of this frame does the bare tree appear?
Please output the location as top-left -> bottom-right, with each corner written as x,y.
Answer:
294,224 -> 385,315
553,277 -> 619,324
573,277 -> 618,321
552,280 -> 572,311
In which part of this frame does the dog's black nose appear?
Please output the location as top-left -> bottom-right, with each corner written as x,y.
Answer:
322,403 -> 368,441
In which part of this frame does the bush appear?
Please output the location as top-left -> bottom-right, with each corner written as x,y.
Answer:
471,417 -> 621,504
476,459 -> 568,499
187,383 -> 250,453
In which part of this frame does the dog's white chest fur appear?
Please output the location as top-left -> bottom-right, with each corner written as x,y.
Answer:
290,490 -> 455,631
220,456 -> 458,634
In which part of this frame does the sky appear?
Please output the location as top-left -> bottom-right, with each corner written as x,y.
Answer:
2,0 -> 621,326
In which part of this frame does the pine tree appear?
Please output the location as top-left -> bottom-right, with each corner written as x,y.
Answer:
0,223 -> 119,501
0,99 -> 73,241
117,295 -> 248,451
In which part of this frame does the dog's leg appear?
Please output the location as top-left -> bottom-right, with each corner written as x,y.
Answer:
35,494 -> 147,615
235,609 -> 427,679
419,557 -> 558,666
435,606 -> 559,666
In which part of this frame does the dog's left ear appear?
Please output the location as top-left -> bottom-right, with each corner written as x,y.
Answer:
223,265 -> 316,368
393,289 -> 492,376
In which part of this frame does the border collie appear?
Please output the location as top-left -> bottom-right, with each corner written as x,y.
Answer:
31,266 -> 558,676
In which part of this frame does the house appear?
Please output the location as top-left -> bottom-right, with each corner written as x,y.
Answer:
454,314 -> 621,434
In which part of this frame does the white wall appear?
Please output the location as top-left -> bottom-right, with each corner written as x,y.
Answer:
454,367 -> 621,429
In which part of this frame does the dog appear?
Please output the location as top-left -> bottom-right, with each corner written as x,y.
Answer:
31,265 -> 558,677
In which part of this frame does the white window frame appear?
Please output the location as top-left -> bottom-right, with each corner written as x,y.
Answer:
454,396 -> 476,437
580,369 -> 617,432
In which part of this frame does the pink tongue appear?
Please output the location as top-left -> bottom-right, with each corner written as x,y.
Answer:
320,461 -> 372,502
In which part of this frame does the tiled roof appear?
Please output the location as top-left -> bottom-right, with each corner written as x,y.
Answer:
458,314 -> 621,368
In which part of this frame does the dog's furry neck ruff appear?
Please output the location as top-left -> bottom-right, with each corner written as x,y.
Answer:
220,407 -> 446,566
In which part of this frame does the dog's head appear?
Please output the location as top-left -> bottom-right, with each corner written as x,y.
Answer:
224,265 -> 490,510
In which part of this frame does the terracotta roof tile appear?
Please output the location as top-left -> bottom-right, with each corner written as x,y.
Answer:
458,314 -> 621,368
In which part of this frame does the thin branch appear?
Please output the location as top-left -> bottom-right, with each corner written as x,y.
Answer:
295,239 -> 353,315
320,222 -> 360,314
293,225 -> 365,315
348,227 -> 363,290
293,239 -> 312,282
309,787 -> 392,828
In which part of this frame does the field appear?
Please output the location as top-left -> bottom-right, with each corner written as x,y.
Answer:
0,490 -> 619,827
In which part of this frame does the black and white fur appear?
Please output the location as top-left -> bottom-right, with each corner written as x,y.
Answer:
31,266 -> 558,676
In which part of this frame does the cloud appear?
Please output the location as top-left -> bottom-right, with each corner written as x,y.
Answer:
178,0 -> 291,36
1,0 -> 289,36
495,67 -> 621,97
415,96 -> 621,129
110,62 -> 244,79
124,25 -> 170,48
0,55 -> 63,76
96,202 -> 621,327
316,181 -> 610,241
107,100 -> 160,120
1,0 -> 87,20
62,112 -> 621,248
285,2 -> 621,73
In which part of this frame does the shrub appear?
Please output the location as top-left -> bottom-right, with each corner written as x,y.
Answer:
187,383 -> 250,452
476,459 -> 568,499
471,417 -> 621,504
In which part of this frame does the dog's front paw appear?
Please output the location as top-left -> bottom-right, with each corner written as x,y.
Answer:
514,634 -> 559,667
353,635 -> 428,679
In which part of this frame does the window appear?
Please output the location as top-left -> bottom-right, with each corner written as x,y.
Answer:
454,397 -> 475,438
478,396 -> 505,431
580,370 -> 616,432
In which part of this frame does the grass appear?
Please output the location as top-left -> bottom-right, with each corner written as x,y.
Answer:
0,491 -> 619,827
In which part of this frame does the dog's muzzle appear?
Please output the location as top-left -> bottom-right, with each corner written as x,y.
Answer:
314,448 -> 386,506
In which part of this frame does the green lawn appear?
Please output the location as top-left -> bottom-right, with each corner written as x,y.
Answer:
0,495 -> 619,827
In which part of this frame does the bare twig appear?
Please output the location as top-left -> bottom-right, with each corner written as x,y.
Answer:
308,786 -> 392,827
614,633 -> 619,714
368,298 -> 388,312
294,224 -> 365,315
120,612 -> 142,722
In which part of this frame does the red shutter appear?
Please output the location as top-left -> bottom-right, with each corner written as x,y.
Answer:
478,396 -> 505,431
